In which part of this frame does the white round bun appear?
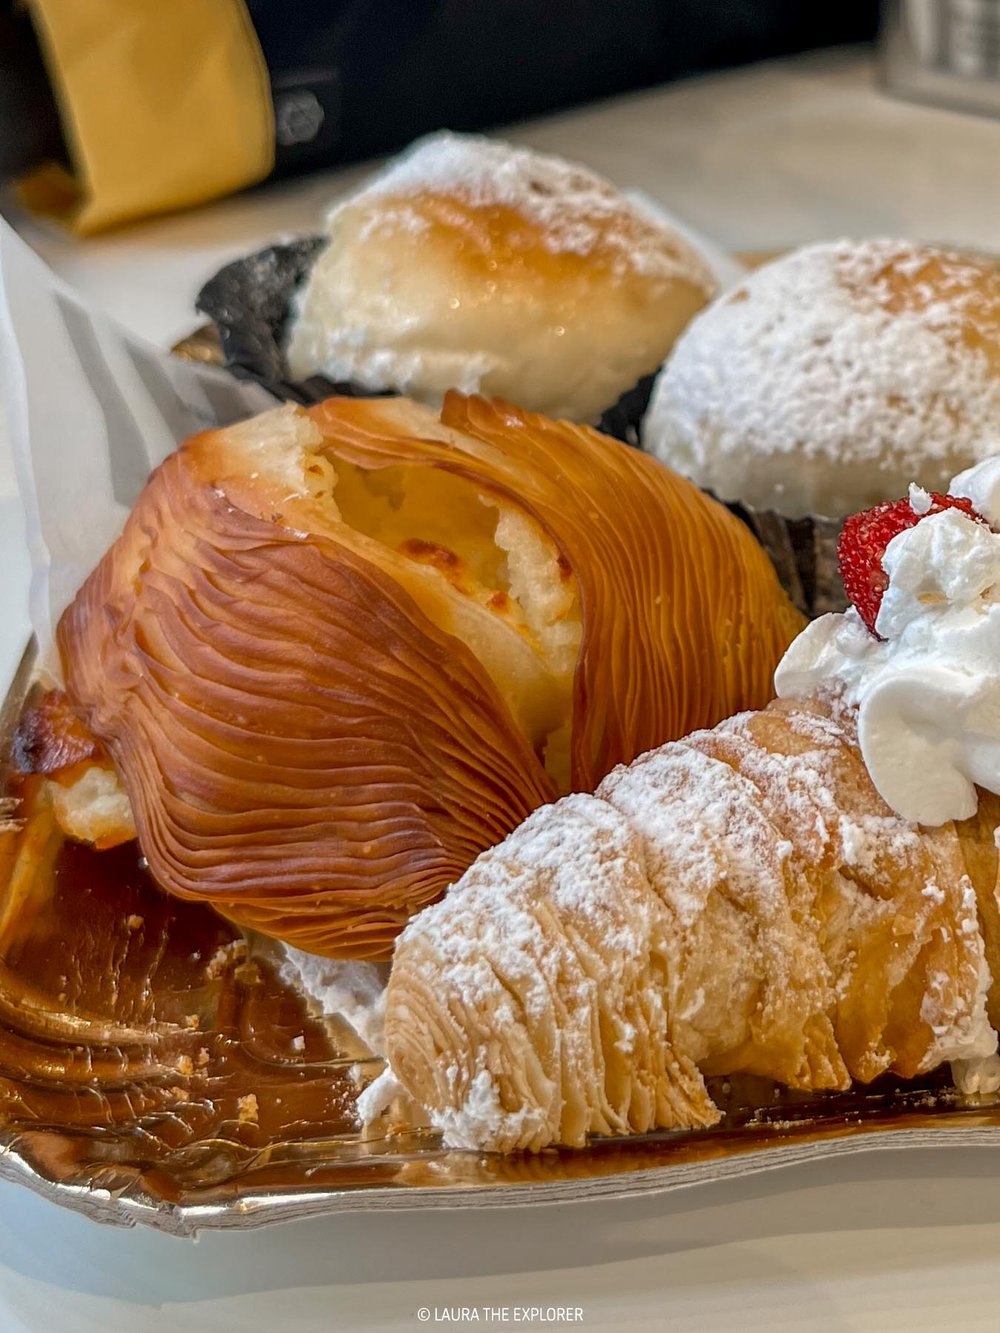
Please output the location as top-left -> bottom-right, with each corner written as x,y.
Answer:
286,132 -> 716,422
643,239 -> 1000,518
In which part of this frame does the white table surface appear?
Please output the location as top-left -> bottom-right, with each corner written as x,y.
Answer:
4,45 -> 1000,1332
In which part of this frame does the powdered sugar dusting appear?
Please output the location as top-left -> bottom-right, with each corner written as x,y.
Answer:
919,904 -> 996,1069
344,131 -> 715,286
276,946 -> 387,1056
597,742 -> 788,932
384,792 -> 716,1151
644,239 -> 1000,517
373,697 -> 998,1151
434,1068 -> 547,1152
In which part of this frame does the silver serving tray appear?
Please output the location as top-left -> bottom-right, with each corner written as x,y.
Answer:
5,642 -> 1000,1238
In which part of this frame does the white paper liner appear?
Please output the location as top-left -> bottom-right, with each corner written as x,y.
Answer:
0,220 -> 275,666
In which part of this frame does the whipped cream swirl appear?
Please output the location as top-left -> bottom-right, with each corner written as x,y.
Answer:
775,458 -> 1000,826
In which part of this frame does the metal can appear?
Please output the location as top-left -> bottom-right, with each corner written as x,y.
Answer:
882,0 -> 1000,115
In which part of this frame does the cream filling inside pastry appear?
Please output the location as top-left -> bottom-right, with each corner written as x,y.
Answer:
46,765 -> 136,849
210,404 -> 584,791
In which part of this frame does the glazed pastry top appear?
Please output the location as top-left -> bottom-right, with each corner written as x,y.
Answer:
287,132 -> 716,420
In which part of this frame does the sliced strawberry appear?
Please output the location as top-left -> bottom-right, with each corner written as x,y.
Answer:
838,491 -> 985,636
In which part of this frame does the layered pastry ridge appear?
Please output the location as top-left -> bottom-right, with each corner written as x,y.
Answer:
56,395 -> 801,958
377,695 -> 999,1151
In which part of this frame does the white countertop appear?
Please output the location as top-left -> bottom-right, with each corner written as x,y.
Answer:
12,45 -> 1000,350
4,45 -> 1000,1333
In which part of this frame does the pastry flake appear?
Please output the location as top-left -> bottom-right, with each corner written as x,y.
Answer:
380,696 -> 999,1151
56,394 -> 801,958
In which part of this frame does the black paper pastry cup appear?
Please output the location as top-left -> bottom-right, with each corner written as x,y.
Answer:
721,504 -> 846,619
195,239 -> 658,440
195,236 -> 380,407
